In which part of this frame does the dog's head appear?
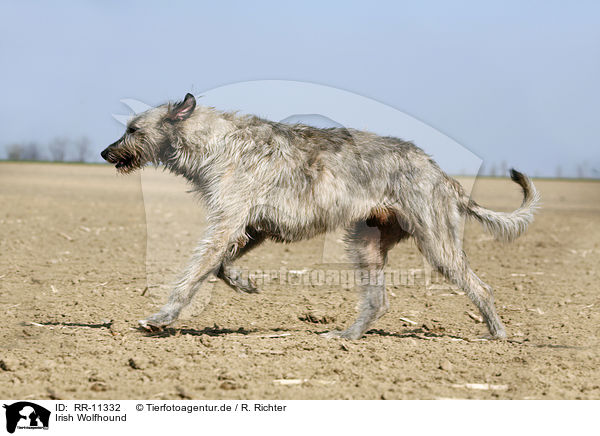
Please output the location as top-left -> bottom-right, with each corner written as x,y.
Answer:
101,93 -> 197,173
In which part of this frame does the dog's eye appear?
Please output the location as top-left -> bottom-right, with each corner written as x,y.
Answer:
126,126 -> 138,135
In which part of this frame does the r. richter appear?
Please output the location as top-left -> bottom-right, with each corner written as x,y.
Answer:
254,403 -> 287,412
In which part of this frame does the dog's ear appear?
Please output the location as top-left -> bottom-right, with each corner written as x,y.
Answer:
167,93 -> 196,122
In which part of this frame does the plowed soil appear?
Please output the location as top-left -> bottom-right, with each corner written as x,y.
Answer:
1,163 -> 598,399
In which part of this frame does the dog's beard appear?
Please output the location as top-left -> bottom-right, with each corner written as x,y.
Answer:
115,155 -> 139,173
106,149 -> 142,174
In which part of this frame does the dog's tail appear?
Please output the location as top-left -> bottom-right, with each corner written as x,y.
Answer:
462,169 -> 540,242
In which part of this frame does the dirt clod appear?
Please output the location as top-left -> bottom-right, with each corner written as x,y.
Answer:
90,382 -> 107,392
0,358 -> 18,371
219,381 -> 239,390
440,360 -> 454,371
299,311 -> 335,324
128,358 -> 143,370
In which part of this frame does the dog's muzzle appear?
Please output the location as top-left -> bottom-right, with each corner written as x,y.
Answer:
100,138 -> 138,171
100,137 -> 122,164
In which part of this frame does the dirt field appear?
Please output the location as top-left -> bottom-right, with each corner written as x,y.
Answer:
1,162 -> 598,400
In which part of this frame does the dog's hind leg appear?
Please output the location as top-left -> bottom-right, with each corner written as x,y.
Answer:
413,216 -> 507,339
217,227 -> 266,294
323,214 -> 407,340
139,222 -> 244,331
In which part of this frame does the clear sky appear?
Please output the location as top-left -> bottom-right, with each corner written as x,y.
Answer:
1,0 -> 599,177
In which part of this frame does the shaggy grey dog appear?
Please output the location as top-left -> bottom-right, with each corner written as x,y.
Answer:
101,93 -> 539,340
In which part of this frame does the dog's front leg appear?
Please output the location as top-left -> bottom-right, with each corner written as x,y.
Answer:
139,223 -> 241,331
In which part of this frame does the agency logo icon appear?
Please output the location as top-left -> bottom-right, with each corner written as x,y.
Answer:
2,402 -> 50,434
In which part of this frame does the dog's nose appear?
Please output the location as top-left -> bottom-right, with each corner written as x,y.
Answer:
100,148 -> 109,161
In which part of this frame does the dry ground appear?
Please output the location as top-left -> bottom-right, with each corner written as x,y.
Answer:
0,162 -> 599,399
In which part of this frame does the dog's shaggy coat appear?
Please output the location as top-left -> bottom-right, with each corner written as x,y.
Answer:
101,93 -> 539,339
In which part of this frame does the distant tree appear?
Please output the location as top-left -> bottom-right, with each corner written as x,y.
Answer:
22,142 -> 41,160
489,163 -> 497,177
576,162 -> 589,179
555,165 -> 562,179
49,137 -> 68,162
75,136 -> 90,162
7,143 -> 23,160
6,142 -> 43,161
500,160 -> 507,176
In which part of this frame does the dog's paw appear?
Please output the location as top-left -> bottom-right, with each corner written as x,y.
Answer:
475,331 -> 507,341
139,311 -> 176,332
491,331 -> 507,340
487,327 -> 507,340
232,278 -> 261,294
220,271 -> 261,294
321,329 -> 362,340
